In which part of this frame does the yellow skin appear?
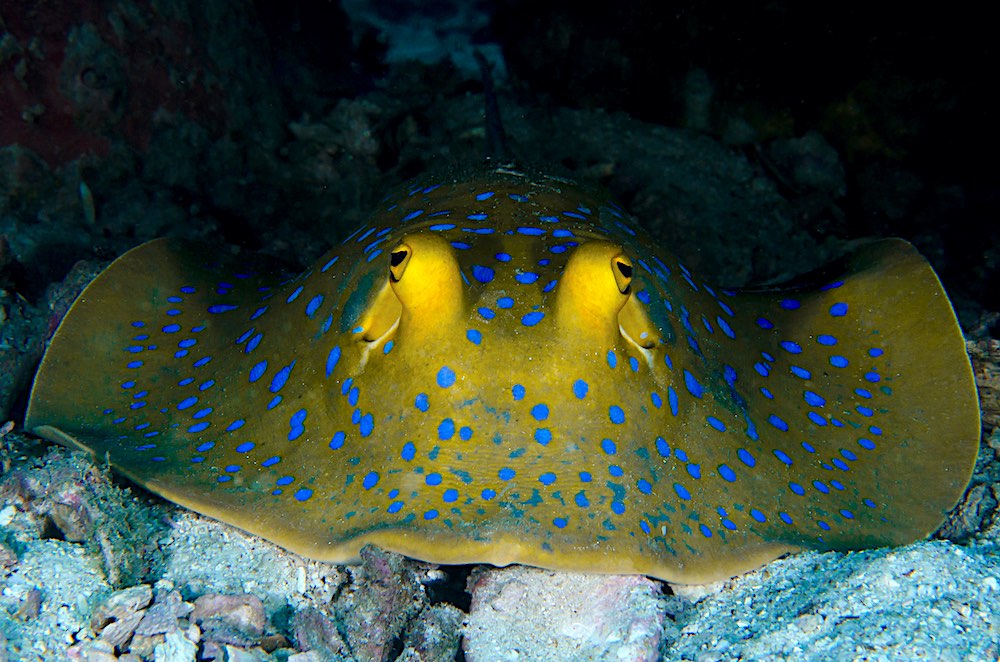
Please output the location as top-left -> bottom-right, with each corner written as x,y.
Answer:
26,168 -> 980,583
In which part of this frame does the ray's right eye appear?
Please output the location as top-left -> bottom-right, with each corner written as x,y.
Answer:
613,256 -> 634,294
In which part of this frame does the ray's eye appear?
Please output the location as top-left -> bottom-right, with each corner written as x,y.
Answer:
389,245 -> 411,282
613,256 -> 634,294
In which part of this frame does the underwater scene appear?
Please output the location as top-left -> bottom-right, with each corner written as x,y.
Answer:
1,1 -> 998,660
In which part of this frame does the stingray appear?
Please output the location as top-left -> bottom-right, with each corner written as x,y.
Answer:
25,167 -> 980,583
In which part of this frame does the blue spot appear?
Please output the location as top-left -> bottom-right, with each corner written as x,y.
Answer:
750,509 -> 767,523
718,464 -> 736,482
495,252 -> 512,262
817,334 -> 838,345
780,299 -> 800,310
608,406 -> 625,425
683,370 -> 703,398
499,467 -> 515,481
443,489 -> 459,503
472,265 -> 494,283
415,393 -> 429,412
673,483 -> 691,500
383,340 -> 394,354
737,448 -> 756,467
756,317 -> 774,329
325,346 -> 341,377
651,392 -> 663,408
241,333 -> 262,354
359,413 -> 374,437
858,438 -> 876,450
387,501 -> 404,514
192,407 -> 213,419
478,307 -> 496,320
789,482 -> 806,496
808,412 -> 828,426
497,297 -> 514,309
460,426 -> 473,440
481,489 -> 497,500
606,351 -> 617,369
178,396 -> 197,410
575,492 -> 590,507
552,517 -> 568,529
187,422 -> 210,433
804,391 -> 826,407
768,414 -> 789,432
512,384 -> 525,400
515,272 -> 539,284
668,387 -> 679,416
127,360 -> 144,369
534,428 -> 552,445
437,366 -> 456,388
539,472 -> 556,485
611,501 -> 625,515
323,431 -> 344,450
438,418 -> 455,440
401,442 -> 415,461
426,473 -> 442,486
774,449 -> 793,465
162,324 -> 181,334
869,347 -> 884,357
517,227 -> 545,236
829,302 -> 848,317
522,311 -> 545,326
655,437 -> 670,458
780,340 -> 802,354
429,223 -> 455,231
270,361 -> 295,393
686,463 -> 701,479
363,472 -> 379,490
790,366 -> 812,379
629,357 -> 639,372
531,404 -> 549,421
573,380 -> 588,399
305,294 -> 324,318
706,416 -> 726,431
466,329 -> 482,345
601,438 -> 617,455
829,355 -> 849,368
864,371 -> 881,383
813,480 -> 830,494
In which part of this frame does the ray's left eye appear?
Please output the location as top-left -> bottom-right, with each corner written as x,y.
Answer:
389,245 -> 411,282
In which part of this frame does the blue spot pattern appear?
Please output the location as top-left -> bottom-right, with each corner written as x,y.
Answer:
79,170 -> 929,580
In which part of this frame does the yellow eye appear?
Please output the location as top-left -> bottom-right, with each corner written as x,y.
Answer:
612,255 -> 633,293
389,244 -> 412,282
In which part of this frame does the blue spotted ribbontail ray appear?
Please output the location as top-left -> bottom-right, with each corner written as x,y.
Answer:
25,167 -> 980,583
